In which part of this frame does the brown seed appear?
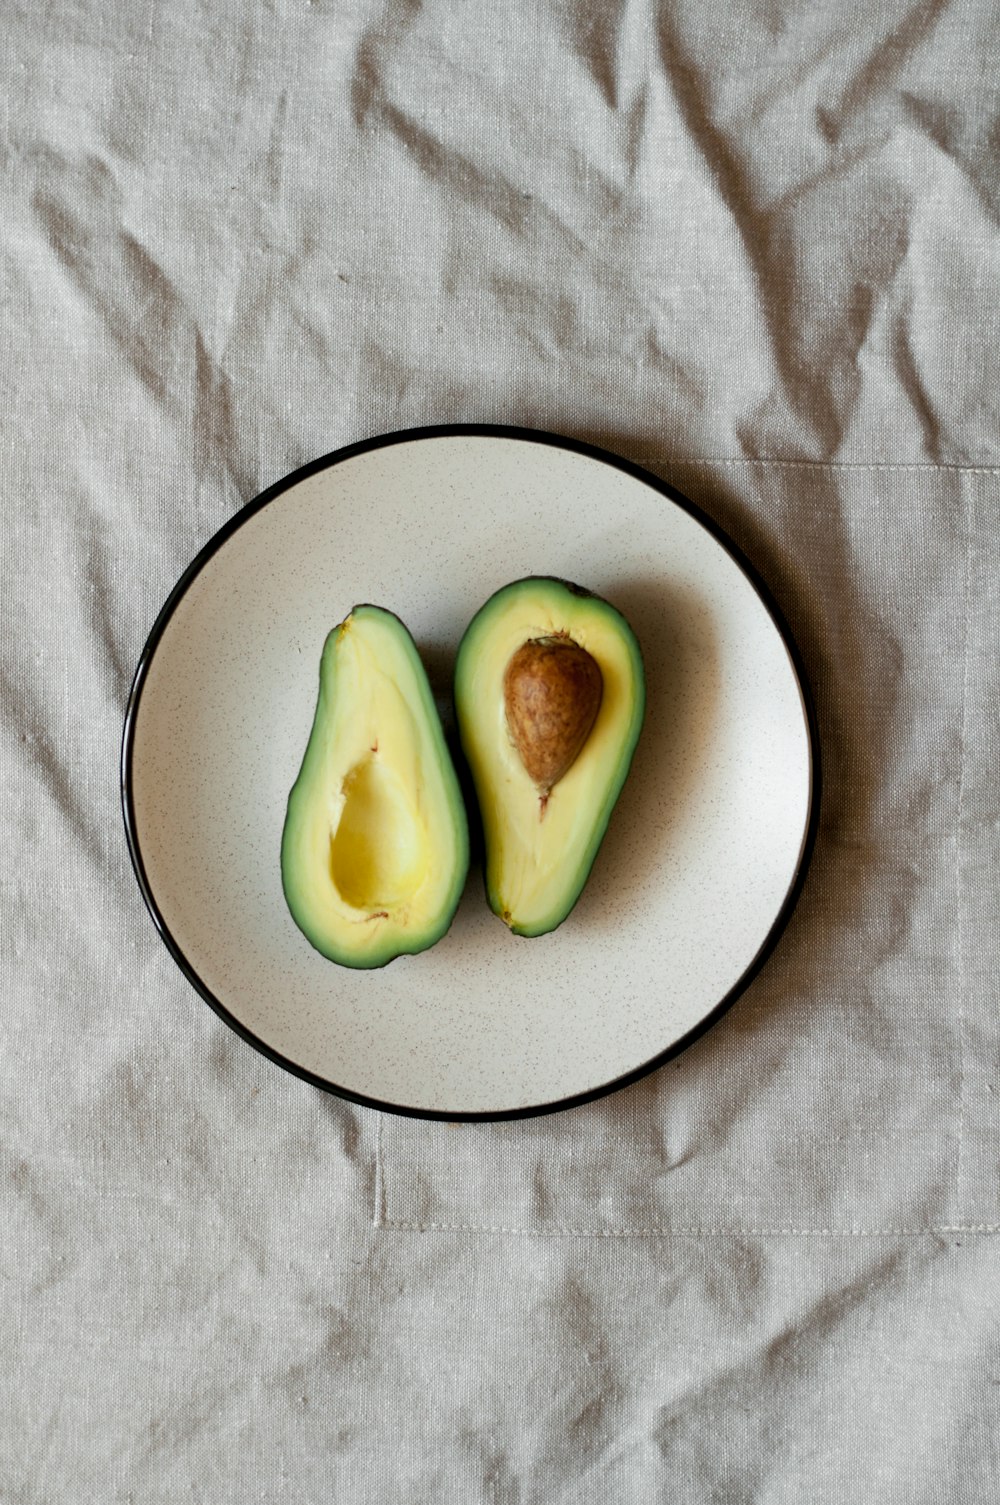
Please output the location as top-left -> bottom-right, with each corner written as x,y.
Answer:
503,635 -> 603,794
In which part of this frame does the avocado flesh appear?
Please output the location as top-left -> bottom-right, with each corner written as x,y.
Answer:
455,578 -> 645,938
282,605 -> 469,969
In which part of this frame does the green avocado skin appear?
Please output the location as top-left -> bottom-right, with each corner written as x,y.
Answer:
281,605 -> 469,970
454,577 -> 646,938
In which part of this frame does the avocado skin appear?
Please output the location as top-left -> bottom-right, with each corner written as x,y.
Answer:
281,605 -> 469,969
454,577 -> 646,938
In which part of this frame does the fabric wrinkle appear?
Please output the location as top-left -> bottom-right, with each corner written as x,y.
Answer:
656,17 -> 817,459
900,89 -> 1000,217
3,664 -> 107,881
829,0 -> 950,125
349,0 -> 431,134
559,0 -> 655,137
890,287 -> 945,462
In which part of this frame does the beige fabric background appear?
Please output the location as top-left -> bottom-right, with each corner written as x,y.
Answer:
3,1 -> 999,1499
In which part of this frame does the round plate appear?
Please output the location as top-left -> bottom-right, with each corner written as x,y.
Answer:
122,426 -> 818,1119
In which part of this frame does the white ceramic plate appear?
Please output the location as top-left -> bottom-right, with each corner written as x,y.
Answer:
122,427 -> 818,1119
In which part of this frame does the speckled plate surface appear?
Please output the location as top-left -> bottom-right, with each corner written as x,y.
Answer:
122,426 -> 818,1119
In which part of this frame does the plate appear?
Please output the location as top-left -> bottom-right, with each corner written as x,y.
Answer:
121,426 -> 818,1119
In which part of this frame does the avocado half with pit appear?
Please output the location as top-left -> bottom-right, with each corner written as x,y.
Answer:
455,577 -> 645,937
281,605 -> 469,969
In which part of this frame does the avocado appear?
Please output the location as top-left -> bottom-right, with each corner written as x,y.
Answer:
454,577 -> 645,937
281,605 -> 469,968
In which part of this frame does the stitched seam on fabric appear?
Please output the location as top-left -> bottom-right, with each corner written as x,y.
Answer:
374,467 -> 999,1245
955,486 -> 972,1224
373,1115 -> 386,1228
377,1221 -> 1000,1238
666,459 -> 1000,472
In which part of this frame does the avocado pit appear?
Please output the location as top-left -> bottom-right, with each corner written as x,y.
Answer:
503,635 -> 603,796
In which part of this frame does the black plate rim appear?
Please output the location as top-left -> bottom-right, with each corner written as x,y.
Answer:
120,422 -> 822,1122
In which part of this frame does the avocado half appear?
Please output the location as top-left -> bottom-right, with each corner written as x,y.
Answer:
454,577 -> 645,938
281,605 -> 469,969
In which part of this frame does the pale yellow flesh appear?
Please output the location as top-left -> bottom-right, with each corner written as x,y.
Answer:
285,612 -> 460,962
459,587 -> 638,931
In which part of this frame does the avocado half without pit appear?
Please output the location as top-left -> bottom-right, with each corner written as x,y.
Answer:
281,605 -> 469,969
455,577 -> 646,938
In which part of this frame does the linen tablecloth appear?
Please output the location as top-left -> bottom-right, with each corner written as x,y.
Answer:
4,2 -> 998,1499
